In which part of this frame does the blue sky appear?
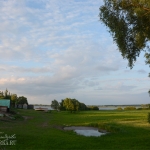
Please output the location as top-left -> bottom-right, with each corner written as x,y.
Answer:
0,0 -> 149,105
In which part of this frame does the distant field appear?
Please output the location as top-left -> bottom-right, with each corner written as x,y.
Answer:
0,109 -> 150,150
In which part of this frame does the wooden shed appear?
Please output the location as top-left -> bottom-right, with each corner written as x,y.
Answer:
0,99 -> 10,112
23,103 -> 28,109
15,103 -> 29,109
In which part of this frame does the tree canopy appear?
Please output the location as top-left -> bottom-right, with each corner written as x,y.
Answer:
0,89 -> 29,107
51,99 -> 60,110
99,0 -> 150,68
63,98 -> 80,113
63,98 -> 87,112
0,89 -> 11,99
17,96 -> 28,105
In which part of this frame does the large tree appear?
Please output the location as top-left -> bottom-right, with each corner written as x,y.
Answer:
51,99 -> 60,110
99,0 -> 150,67
63,98 -> 80,113
99,0 -> 150,94
63,98 -> 87,112
17,96 -> 28,105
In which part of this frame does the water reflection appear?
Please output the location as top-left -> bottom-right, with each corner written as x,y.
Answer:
75,129 -> 105,137
64,126 -> 106,137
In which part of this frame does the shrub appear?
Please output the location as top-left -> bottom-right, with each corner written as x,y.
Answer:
87,106 -> 99,110
116,107 -> 123,110
124,106 -> 136,110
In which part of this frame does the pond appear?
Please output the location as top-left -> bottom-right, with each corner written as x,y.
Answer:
64,126 -> 107,137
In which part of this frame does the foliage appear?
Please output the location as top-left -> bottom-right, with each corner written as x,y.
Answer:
140,104 -> 150,109
17,96 -> 28,105
0,89 -> 28,107
79,103 -> 88,110
124,106 -> 136,110
11,94 -> 17,101
116,107 -> 123,110
0,89 -> 11,99
63,98 -> 87,112
0,91 -> 4,99
87,106 -> 99,110
10,94 -> 18,107
99,0 -> 150,68
137,104 -> 150,110
99,0 -> 150,94
63,98 -> 80,113
148,104 -> 150,109
51,99 -> 60,110
59,99 -> 66,111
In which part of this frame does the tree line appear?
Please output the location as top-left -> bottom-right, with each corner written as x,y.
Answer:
51,98 -> 99,113
0,89 -> 28,107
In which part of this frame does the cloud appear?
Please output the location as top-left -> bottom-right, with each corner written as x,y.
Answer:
137,69 -> 147,74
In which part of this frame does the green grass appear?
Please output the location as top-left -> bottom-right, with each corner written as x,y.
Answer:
0,109 -> 150,150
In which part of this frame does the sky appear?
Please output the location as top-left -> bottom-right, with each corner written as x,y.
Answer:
0,0 -> 149,105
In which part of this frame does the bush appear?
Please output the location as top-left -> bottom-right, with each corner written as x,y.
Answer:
116,107 -> 123,110
137,107 -> 150,110
87,106 -> 99,110
124,106 -> 136,110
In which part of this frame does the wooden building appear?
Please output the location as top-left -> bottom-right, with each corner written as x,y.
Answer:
0,99 -> 10,112
15,103 -> 31,109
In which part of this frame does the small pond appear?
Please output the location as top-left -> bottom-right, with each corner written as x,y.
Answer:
64,126 -> 107,137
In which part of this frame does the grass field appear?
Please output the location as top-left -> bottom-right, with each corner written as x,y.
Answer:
0,109 -> 150,150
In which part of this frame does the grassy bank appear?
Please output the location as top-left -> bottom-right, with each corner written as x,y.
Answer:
0,109 -> 150,150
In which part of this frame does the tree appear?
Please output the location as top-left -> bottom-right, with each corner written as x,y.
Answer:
79,103 -> 87,110
11,94 -> 18,107
17,96 -> 28,104
51,99 -> 60,110
100,0 -> 150,67
87,106 -> 99,110
59,99 -> 66,110
72,98 -> 80,111
0,91 -> 4,99
63,98 -> 80,113
3,88 -> 11,99
99,0 -> 150,94
4,88 -> 8,98
63,98 -> 87,112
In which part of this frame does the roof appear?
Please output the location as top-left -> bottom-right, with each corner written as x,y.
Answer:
0,99 -> 10,108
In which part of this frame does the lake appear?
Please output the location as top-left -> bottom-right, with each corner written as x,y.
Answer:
33,105 -> 54,110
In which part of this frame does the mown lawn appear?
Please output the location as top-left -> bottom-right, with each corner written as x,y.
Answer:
0,109 -> 150,150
